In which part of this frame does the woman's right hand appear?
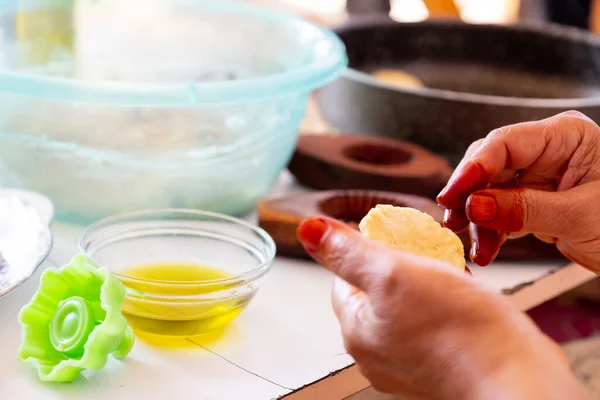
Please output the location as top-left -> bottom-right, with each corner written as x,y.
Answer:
437,111 -> 600,271
297,217 -> 586,400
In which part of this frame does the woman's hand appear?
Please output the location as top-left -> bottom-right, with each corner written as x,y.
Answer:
297,218 -> 585,400
437,111 -> 600,271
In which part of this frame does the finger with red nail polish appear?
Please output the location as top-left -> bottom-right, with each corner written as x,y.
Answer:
443,207 -> 470,232
437,162 -> 488,209
297,218 -> 330,253
469,224 -> 503,266
466,190 -> 525,232
466,193 -> 499,223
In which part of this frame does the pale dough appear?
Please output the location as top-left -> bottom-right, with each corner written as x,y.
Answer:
359,205 -> 466,270
372,69 -> 424,89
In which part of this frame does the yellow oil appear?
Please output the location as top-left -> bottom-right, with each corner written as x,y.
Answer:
120,262 -> 255,337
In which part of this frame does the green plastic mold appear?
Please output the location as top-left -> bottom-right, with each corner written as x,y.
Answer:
18,253 -> 134,382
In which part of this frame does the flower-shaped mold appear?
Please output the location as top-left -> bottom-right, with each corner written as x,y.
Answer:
18,253 -> 134,382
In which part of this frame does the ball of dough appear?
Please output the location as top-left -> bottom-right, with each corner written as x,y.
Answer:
359,205 -> 466,270
371,69 -> 424,89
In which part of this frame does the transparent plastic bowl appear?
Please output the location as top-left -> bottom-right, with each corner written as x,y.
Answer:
80,209 -> 276,337
0,0 -> 347,224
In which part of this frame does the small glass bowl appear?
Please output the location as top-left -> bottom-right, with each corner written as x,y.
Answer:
79,209 -> 276,337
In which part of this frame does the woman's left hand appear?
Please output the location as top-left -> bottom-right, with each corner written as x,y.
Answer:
437,111 -> 600,270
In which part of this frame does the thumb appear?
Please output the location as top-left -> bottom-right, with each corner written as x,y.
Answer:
465,182 -> 600,238
297,217 -> 397,294
297,217 -> 469,296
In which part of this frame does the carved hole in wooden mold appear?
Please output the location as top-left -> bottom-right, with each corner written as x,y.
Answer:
343,144 -> 413,166
318,194 -> 408,225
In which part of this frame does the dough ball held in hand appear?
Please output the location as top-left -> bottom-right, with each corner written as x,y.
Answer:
359,205 -> 466,270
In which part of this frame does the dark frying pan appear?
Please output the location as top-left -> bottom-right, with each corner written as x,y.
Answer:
315,17 -> 600,164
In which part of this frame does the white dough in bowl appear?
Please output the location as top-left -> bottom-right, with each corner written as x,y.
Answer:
359,205 -> 466,270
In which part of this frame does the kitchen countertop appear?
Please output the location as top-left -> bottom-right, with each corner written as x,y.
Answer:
0,171 -> 596,400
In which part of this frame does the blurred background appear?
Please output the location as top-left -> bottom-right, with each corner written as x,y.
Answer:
247,0 -> 600,34
245,0 -> 574,27
250,0 -> 522,25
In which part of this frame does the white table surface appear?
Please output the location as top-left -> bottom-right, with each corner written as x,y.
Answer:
0,172 -> 594,400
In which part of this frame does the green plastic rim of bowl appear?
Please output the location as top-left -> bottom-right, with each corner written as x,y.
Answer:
79,208 -> 277,288
0,0 -> 348,106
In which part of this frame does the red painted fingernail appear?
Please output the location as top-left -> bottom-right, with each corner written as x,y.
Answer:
297,218 -> 329,252
443,208 -> 470,232
470,227 -> 502,266
465,266 -> 472,276
437,162 -> 487,209
467,194 -> 498,223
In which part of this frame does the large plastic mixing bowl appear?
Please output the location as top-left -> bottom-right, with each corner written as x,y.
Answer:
0,0 -> 347,224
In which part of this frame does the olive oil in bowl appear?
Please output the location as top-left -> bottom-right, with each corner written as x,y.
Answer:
80,210 -> 275,339
120,262 -> 258,337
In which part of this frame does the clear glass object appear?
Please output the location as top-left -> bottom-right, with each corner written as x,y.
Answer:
79,209 -> 276,337
0,0 -> 348,224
